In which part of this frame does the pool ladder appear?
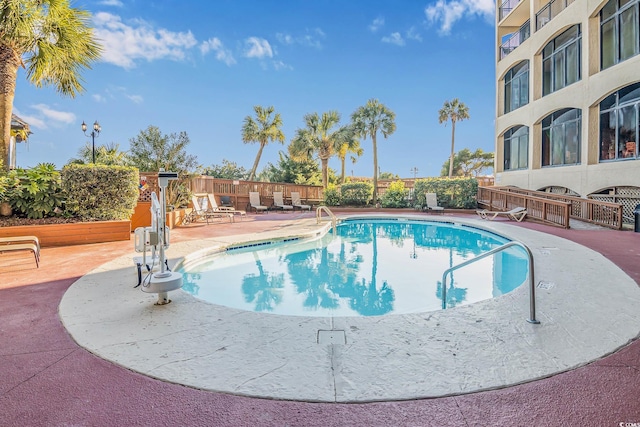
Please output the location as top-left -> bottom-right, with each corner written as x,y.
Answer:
441,241 -> 540,324
316,206 -> 337,233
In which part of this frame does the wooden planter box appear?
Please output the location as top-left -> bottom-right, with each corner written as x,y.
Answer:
131,202 -> 191,230
0,220 -> 131,248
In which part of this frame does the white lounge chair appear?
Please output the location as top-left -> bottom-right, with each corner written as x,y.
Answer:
476,206 -> 527,222
186,195 -> 233,224
206,193 -> 246,220
291,192 -> 311,211
249,192 -> 269,213
424,193 -> 444,214
272,191 -> 293,211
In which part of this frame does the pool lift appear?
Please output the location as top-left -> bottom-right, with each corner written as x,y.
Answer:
133,171 -> 183,305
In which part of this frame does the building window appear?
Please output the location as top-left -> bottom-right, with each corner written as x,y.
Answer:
601,0 -> 640,69
600,82 -> 640,161
542,109 -> 581,167
504,61 -> 529,113
504,126 -> 529,170
542,25 -> 581,96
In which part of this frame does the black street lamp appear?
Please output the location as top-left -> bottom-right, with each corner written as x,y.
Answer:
81,120 -> 101,163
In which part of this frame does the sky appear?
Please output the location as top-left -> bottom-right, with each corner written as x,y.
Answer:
12,0 -> 497,179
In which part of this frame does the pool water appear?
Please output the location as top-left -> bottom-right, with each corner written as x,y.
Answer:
178,219 -> 529,316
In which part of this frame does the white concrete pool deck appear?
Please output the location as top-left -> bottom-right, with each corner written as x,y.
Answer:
59,215 -> 640,403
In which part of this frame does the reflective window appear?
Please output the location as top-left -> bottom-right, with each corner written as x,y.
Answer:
542,26 -> 581,96
504,61 -> 529,113
542,109 -> 581,167
504,126 -> 529,170
601,0 -> 640,69
600,82 -> 640,161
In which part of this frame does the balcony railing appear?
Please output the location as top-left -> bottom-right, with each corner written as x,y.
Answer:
536,0 -> 575,30
500,20 -> 530,59
499,0 -> 523,20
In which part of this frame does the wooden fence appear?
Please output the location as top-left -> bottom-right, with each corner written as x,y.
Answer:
496,187 -> 623,230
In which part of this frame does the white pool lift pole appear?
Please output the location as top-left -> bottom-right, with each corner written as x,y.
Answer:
141,171 -> 183,304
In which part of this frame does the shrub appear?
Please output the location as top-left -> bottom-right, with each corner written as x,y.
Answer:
341,182 -> 373,206
323,184 -> 341,206
62,164 -> 139,220
380,180 -> 408,208
414,177 -> 478,209
10,163 -> 64,219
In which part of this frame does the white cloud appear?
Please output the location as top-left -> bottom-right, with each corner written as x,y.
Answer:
200,37 -> 236,66
382,32 -> 405,46
369,17 -> 384,32
32,104 -> 76,124
276,28 -> 325,49
99,0 -> 123,6
126,94 -> 144,104
425,0 -> 494,34
406,26 -> 423,42
276,33 -> 294,45
13,105 -> 74,130
92,94 -> 106,103
244,37 -> 273,58
93,12 -> 197,69
273,60 -> 292,71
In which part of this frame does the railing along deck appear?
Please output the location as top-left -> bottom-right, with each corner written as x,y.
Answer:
497,187 -> 623,230
477,186 -> 571,228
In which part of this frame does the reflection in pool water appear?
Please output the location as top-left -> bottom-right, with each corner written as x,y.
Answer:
177,219 -> 529,317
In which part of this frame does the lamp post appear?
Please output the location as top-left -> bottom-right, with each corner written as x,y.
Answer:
81,120 -> 101,164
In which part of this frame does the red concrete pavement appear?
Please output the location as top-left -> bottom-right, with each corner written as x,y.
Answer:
1,212 -> 639,426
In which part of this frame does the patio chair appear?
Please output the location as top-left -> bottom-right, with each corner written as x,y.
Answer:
272,191 -> 293,212
206,193 -> 246,220
248,192 -> 269,213
476,206 -> 527,222
424,193 -> 444,214
185,195 -> 233,224
291,192 -> 311,211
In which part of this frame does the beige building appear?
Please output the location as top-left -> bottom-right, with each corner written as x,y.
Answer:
495,0 -> 640,217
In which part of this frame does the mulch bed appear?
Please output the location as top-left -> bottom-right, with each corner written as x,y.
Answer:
0,216 -> 89,227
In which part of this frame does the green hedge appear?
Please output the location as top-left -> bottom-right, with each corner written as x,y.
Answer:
380,180 -> 408,208
414,177 -> 478,209
323,184 -> 341,206
341,181 -> 373,206
62,164 -> 139,220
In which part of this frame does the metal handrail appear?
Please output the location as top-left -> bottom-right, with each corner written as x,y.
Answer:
316,206 -> 337,233
441,241 -> 540,324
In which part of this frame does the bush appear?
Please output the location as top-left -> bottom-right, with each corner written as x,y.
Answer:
10,163 -> 64,219
62,164 -> 139,220
414,177 -> 478,209
341,182 -> 373,206
323,184 -> 341,206
380,180 -> 408,208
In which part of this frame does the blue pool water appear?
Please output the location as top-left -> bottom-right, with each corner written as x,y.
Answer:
177,219 -> 529,316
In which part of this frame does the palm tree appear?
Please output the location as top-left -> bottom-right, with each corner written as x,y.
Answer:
337,131 -> 363,184
438,98 -> 470,178
288,111 -> 351,189
0,0 -> 102,171
351,99 -> 396,205
71,142 -> 129,166
241,105 -> 285,181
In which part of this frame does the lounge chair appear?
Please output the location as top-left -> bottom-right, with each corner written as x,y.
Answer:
248,192 -> 269,213
291,192 -> 311,211
272,191 -> 293,211
424,193 -> 444,214
206,194 -> 246,220
0,235 -> 40,267
476,206 -> 527,222
185,195 -> 233,224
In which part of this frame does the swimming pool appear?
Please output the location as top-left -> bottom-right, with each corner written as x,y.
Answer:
177,219 -> 529,316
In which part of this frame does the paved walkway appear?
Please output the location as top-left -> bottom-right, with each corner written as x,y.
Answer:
1,211 -> 640,426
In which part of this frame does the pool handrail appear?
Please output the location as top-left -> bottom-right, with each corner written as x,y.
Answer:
441,240 -> 540,324
316,206 -> 337,233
